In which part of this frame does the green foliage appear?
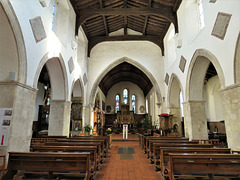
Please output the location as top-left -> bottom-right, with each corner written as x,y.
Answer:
84,123 -> 92,132
142,115 -> 152,130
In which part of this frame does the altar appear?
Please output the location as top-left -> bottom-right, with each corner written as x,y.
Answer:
116,104 -> 134,124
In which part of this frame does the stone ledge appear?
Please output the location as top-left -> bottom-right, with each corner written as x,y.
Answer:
219,83 -> 240,92
0,82 -> 37,92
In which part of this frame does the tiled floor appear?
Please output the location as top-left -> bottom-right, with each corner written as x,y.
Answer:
94,134 -> 161,180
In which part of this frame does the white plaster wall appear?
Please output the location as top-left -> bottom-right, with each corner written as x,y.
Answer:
164,0 -> 240,105
88,41 -> 165,106
105,82 -> 145,114
8,0 -> 87,101
0,4 -> 18,81
204,75 -> 224,122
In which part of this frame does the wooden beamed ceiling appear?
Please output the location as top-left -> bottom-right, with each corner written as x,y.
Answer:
70,0 -> 182,56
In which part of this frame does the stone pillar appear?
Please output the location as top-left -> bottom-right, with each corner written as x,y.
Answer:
183,101 -> 208,140
48,100 -> 71,136
0,82 -> 37,156
169,107 -> 182,136
219,84 -> 240,150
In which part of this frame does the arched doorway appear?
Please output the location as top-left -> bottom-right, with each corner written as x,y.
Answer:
185,49 -> 225,141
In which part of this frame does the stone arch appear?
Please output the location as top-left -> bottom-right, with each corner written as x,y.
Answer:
89,57 -> 162,109
167,73 -> 184,135
184,49 -> 225,140
0,2 -> 27,83
71,78 -> 84,100
167,73 -> 184,108
186,49 -> 225,101
234,33 -> 240,84
33,53 -> 68,100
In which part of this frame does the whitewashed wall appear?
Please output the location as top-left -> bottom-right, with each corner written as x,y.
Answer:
164,0 -> 240,104
87,41 -> 164,108
8,0 -> 88,101
204,75 -> 224,122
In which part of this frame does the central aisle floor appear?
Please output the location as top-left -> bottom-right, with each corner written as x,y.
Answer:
94,134 -> 161,180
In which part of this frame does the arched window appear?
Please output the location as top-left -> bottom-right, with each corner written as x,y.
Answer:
197,0 -> 205,29
123,89 -> 128,104
115,94 -> 120,113
132,95 -> 136,113
52,1 -> 56,30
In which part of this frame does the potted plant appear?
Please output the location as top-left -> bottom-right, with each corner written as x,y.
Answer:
84,123 -> 92,136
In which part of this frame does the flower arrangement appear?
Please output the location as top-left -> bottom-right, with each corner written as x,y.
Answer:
84,123 -> 92,133
106,128 -> 112,132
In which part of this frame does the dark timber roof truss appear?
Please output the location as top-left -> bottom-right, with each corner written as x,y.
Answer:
70,0 -> 182,56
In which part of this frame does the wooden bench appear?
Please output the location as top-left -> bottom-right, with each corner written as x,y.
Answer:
59,138 -> 107,157
2,152 -> 91,180
147,139 -> 199,158
159,147 -> 231,177
144,136 -> 189,153
45,141 -> 104,163
167,153 -> 240,180
30,145 -> 99,174
152,143 -> 213,166
0,155 -> 6,178
70,135 -> 110,151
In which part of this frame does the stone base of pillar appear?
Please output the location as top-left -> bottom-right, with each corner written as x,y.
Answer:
183,101 -> 208,140
0,82 -> 37,156
220,84 -> 240,150
48,100 -> 71,136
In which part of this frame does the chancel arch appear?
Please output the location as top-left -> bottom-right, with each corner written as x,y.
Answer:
167,73 -> 184,136
184,49 -> 225,141
89,57 -> 162,113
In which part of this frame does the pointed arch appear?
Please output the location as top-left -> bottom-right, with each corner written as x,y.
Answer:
33,53 -> 68,100
89,56 -> 162,108
1,2 -> 27,83
186,49 -> 225,101
167,73 -> 184,108
234,33 -> 240,84
71,77 -> 84,100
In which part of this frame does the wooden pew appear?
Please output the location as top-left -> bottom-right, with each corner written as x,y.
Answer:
167,153 -> 240,180
2,152 -> 91,180
30,145 -> 99,173
144,136 -> 189,153
70,136 -> 110,151
152,143 -> 213,166
147,139 -> 199,158
0,155 -> 6,178
45,141 -> 104,163
55,139 -> 106,158
159,147 -> 231,177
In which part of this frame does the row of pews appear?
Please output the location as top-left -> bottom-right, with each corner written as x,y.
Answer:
138,134 -> 240,180
1,135 -> 112,180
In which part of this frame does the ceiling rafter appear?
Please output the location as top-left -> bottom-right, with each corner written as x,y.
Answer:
76,6 -> 178,34
99,0 -> 109,36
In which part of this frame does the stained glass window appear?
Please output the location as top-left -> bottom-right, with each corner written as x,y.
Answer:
132,95 -> 136,113
123,89 -> 128,104
115,94 -> 120,113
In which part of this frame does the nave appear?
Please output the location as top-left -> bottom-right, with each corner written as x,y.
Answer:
95,134 -> 161,180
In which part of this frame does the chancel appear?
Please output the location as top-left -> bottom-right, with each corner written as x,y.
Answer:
0,0 -> 239,179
